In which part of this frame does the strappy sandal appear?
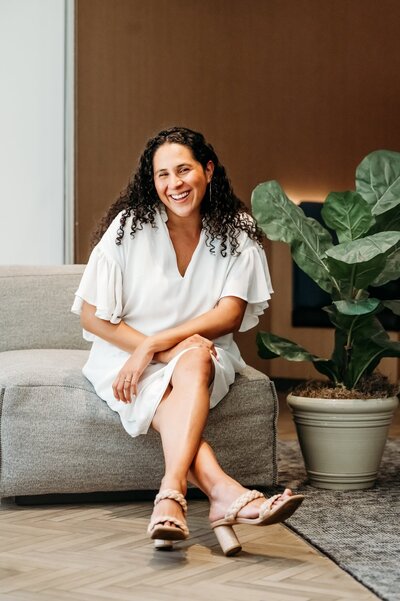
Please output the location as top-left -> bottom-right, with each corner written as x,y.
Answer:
210,489 -> 304,556
147,489 -> 189,550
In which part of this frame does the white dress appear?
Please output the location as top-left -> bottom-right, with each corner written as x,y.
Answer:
71,207 -> 273,437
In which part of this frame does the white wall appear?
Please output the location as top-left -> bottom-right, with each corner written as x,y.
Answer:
0,0 -> 66,264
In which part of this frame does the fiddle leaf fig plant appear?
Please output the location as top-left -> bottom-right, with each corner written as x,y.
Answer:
252,150 -> 400,391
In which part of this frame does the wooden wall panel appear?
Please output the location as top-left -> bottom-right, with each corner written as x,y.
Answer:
75,0 -> 400,377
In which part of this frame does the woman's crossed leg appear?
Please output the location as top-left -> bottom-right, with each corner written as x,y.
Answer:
150,347 -> 297,544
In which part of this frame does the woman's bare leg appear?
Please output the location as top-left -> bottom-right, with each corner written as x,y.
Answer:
150,347 -> 293,531
187,440 -> 294,523
150,347 -> 213,529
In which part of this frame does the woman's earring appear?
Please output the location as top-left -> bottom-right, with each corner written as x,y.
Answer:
209,180 -> 212,203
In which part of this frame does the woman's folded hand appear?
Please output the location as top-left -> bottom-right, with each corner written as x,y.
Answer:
112,338 -> 154,403
155,334 -> 217,364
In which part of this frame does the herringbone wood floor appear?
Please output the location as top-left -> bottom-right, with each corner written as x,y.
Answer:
0,498 -> 377,601
1,394 -> 398,601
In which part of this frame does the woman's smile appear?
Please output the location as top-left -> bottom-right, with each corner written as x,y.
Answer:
170,190 -> 191,202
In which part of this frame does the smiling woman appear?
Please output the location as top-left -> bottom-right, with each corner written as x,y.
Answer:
71,126 -> 304,555
152,143 -> 214,276
91,127 -> 263,257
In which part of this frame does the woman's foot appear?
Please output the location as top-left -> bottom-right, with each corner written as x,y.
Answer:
148,480 -> 189,540
150,495 -> 186,531
208,480 -> 294,523
208,482 -> 301,557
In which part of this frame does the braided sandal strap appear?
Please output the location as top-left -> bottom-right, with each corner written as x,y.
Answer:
259,494 -> 284,519
225,489 -> 265,521
147,515 -> 189,536
154,489 -> 188,515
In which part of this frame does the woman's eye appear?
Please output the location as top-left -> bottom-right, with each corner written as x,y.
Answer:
179,167 -> 189,174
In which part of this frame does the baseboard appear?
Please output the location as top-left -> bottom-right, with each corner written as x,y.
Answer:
14,484 -> 282,506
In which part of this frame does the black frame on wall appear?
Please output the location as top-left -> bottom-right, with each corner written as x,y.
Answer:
292,202 -> 400,331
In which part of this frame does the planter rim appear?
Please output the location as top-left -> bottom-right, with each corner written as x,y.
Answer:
287,393 -> 399,402
287,393 -> 399,413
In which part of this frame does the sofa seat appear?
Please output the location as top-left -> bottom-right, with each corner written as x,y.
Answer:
0,348 -> 277,497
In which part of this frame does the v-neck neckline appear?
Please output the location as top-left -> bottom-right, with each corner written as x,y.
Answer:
159,206 -> 203,279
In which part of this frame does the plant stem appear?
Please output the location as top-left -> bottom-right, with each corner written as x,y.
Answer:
349,264 -> 356,298
344,316 -> 358,372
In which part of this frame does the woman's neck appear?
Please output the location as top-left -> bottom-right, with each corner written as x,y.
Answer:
164,208 -> 202,236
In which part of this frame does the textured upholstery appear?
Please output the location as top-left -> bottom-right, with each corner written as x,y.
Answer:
0,266 -> 278,498
0,265 -> 90,352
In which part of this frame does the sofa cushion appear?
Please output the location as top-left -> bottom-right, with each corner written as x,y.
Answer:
0,349 -> 277,496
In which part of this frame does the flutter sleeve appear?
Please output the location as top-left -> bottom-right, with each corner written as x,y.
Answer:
219,238 -> 274,332
71,244 -> 123,341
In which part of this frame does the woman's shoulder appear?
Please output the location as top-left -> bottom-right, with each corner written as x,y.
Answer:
93,211 -> 134,265
105,210 -> 134,238
100,208 -> 162,248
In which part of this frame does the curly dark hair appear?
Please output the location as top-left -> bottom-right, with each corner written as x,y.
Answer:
91,126 -> 265,256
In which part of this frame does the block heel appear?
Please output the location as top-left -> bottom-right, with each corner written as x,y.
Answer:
213,524 -> 242,556
154,539 -> 174,550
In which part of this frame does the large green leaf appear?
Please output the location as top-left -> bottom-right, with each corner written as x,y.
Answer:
325,231 -> 400,289
257,331 -> 315,361
369,204 -> 400,234
256,331 -> 339,382
356,149 -> 400,215
325,253 -> 386,291
346,316 -> 400,387
252,181 -> 334,293
323,309 -> 393,387
321,191 -> 374,243
333,298 -> 381,316
325,231 -> 400,263
324,304 -> 358,331
382,300 -> 400,316
371,245 -> 400,286
370,335 -> 400,356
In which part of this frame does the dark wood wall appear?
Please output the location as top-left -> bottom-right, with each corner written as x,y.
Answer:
75,0 -> 400,373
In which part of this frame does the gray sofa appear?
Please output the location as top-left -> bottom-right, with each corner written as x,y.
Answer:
0,266 -> 278,499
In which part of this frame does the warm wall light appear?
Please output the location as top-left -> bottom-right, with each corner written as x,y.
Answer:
285,188 -> 329,205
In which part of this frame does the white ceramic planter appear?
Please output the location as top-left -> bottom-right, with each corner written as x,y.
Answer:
286,394 -> 399,490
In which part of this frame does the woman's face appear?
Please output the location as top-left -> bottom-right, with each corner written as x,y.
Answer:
153,143 -> 214,221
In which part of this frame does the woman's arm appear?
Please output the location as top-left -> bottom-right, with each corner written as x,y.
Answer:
148,296 -> 247,354
81,295 -> 246,354
80,301 -> 146,353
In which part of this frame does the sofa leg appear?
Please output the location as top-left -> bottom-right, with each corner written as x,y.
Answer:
0,496 -> 16,507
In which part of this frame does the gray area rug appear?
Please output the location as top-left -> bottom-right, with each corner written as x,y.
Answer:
277,439 -> 400,601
